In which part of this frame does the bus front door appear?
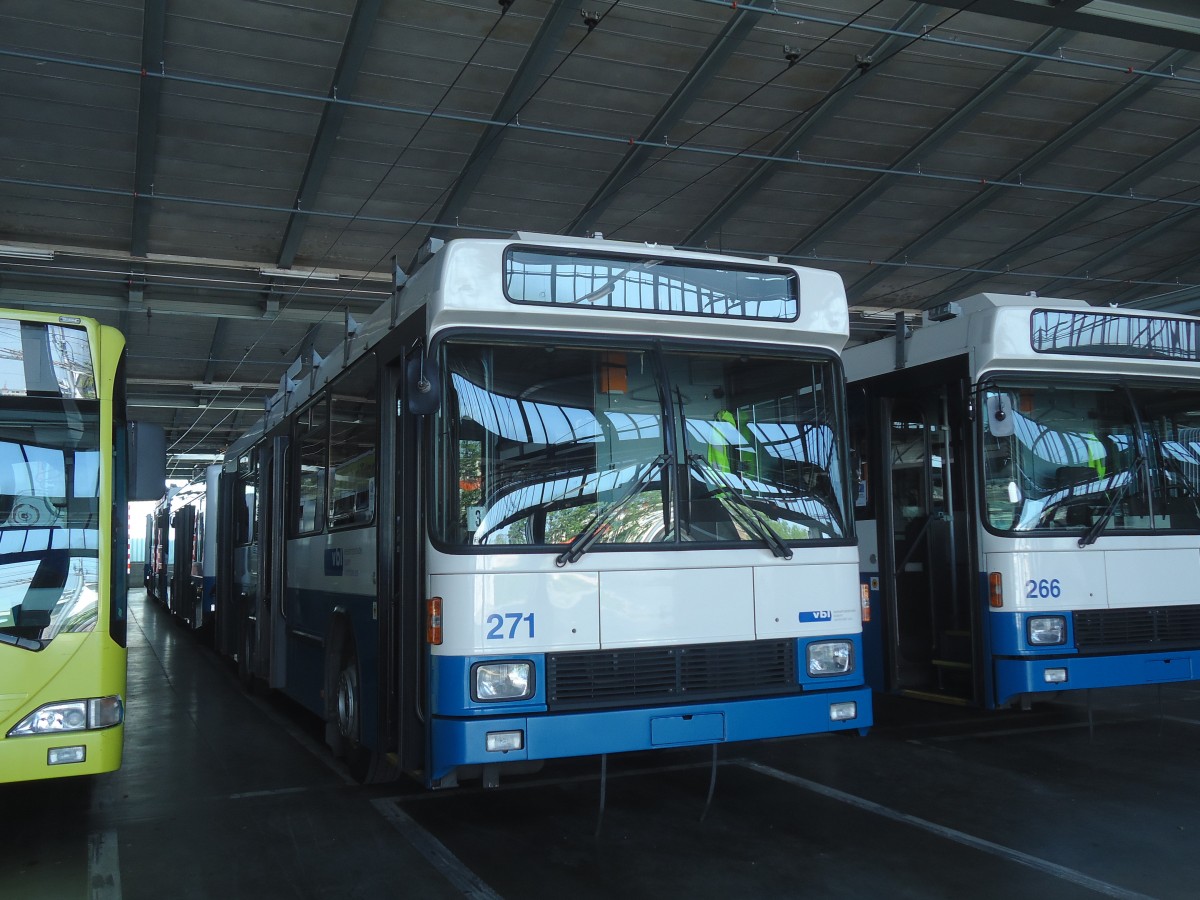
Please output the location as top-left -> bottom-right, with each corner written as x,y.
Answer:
882,386 -> 975,703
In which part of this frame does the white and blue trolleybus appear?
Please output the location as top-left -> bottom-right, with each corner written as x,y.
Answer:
217,233 -> 870,786
847,293 -> 1200,708
147,466 -> 219,635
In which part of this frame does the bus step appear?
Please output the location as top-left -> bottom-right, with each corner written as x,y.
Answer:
930,658 -> 972,670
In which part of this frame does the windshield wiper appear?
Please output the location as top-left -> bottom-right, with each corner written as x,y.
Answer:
1158,451 -> 1200,500
0,631 -> 43,651
686,453 -> 793,560
555,453 -> 669,567
1079,453 -> 1143,548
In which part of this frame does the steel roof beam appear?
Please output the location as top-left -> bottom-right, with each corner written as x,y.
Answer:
567,7 -> 758,237
422,0 -> 583,254
1150,288 -> 1200,314
277,0 -> 383,269
1110,247 -> 1200,307
788,27 -> 1069,261
922,0 -> 1200,52
847,46 -> 1194,302
201,318 -> 229,386
1038,206 -> 1197,301
683,4 -> 939,248
921,121 -> 1200,307
130,0 -> 167,257
0,285 -> 376,323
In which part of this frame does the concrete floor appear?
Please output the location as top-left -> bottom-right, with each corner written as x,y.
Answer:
3,589 -> 1199,899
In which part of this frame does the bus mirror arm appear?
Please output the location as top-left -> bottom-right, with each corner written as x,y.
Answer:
405,349 -> 441,416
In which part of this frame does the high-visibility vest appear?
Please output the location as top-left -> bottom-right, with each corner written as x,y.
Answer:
1086,436 -> 1106,479
707,410 -> 738,472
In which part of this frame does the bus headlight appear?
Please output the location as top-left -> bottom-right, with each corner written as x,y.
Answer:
7,695 -> 123,737
1028,616 -> 1066,646
807,641 -> 853,677
472,661 -> 534,702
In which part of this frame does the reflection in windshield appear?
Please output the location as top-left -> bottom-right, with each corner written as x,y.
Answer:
435,340 -> 849,550
0,402 -> 101,645
981,380 -> 1200,534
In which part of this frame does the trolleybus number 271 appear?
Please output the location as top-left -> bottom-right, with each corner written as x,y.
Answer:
486,613 -> 536,640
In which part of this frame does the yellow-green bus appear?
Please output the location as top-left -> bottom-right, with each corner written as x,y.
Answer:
0,310 -> 161,783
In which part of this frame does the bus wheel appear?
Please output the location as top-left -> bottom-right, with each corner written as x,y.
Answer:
329,638 -> 394,783
334,643 -> 360,757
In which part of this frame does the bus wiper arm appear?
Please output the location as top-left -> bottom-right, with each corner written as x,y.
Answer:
0,630 -> 43,651
687,453 -> 793,560
1159,451 -> 1200,500
1079,455 -> 1142,548
555,453 -> 669,567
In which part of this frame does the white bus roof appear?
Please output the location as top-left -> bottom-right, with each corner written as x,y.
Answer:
845,292 -> 1200,383
226,233 -> 850,460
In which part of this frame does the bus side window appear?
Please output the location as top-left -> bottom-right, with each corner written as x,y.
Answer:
235,454 -> 256,545
328,357 -> 378,529
293,398 -> 329,535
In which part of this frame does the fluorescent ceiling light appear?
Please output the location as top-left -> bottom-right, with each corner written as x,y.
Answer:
259,267 -> 339,282
0,244 -> 54,260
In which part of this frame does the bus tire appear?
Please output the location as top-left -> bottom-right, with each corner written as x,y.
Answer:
329,638 -> 359,760
327,636 -> 393,784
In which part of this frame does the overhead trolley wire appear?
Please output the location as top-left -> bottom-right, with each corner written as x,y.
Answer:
1,6 -> 1197,224
599,0 -> 898,238
691,0 -> 1200,85
856,175 -> 1200,311
227,0 -> 623,458
367,0 -> 624,275
170,0 -> 524,456
1,1 -> 1197,370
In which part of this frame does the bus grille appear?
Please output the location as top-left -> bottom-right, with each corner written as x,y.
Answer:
1074,605 -> 1200,653
546,639 -> 797,711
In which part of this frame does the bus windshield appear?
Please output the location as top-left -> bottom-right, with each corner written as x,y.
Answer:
0,401 -> 102,647
981,378 -> 1200,535
434,340 -> 849,550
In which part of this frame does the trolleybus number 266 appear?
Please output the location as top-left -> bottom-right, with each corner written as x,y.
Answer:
1026,578 -> 1063,600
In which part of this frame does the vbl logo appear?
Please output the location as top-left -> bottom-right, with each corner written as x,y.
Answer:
798,610 -> 833,623
324,548 -> 344,576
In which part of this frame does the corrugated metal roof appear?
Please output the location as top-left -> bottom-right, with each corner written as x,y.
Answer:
3,0 -> 1200,474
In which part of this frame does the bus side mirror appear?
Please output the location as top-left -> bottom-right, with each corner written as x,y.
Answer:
406,351 -> 441,416
986,394 -> 1015,438
128,421 -> 167,501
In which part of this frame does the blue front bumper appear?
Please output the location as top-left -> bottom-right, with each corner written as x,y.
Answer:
429,686 -> 872,785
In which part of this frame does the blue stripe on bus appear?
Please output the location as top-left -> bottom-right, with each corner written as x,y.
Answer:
994,651 -> 1197,708
988,610 -> 1077,656
428,686 -> 873,785
431,655 -> 549,715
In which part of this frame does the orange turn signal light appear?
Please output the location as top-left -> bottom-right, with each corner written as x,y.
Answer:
989,572 -> 1003,608
426,596 -> 443,645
